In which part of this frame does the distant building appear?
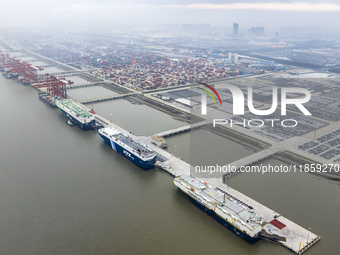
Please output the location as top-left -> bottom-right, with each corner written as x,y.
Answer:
249,27 -> 264,35
228,53 -> 238,64
233,23 -> 239,35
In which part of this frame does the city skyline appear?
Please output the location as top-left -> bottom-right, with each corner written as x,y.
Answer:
0,1 -> 340,33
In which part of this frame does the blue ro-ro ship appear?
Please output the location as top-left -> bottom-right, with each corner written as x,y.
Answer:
98,126 -> 156,170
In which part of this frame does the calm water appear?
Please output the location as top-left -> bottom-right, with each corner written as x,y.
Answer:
0,76 -> 338,255
91,99 -> 186,136
164,128 -> 254,166
67,86 -> 118,101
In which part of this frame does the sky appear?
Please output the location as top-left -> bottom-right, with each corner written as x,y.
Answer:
0,0 -> 340,32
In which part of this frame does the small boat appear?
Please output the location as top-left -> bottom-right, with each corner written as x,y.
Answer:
66,120 -> 75,126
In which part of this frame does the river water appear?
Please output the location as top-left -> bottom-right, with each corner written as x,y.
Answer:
0,76 -> 338,255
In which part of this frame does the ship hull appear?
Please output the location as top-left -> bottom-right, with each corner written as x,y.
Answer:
212,211 -> 259,244
99,133 -> 155,170
58,108 -> 95,130
183,191 -> 259,244
185,192 -> 214,216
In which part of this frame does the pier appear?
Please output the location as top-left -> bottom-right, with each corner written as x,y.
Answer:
79,93 -> 135,104
223,148 -> 281,179
94,116 -> 110,127
37,70 -> 76,77
67,82 -> 103,89
153,120 -> 209,138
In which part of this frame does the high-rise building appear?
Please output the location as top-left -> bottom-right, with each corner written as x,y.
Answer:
233,23 -> 239,35
249,27 -> 264,35
228,53 -> 238,64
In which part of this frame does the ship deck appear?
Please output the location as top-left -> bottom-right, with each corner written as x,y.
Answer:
180,175 -> 261,230
113,134 -> 155,157
59,100 -> 92,118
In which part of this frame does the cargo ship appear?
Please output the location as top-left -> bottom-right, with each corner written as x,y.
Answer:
98,126 -> 156,170
3,70 -> 19,79
56,99 -> 96,130
174,175 -> 263,243
38,92 -> 57,107
18,77 -> 30,85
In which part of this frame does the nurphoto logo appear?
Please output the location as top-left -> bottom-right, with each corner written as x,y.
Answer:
200,83 -> 311,116
199,82 -> 223,115
199,83 -> 312,128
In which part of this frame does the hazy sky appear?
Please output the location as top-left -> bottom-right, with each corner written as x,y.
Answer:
1,0 -> 340,32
